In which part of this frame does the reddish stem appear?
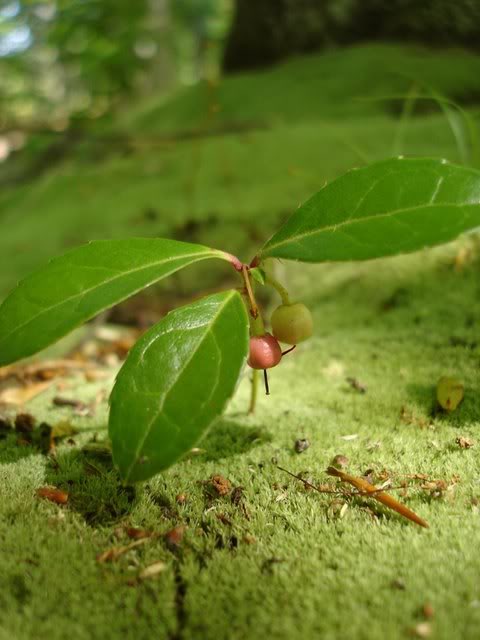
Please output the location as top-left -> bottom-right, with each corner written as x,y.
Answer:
224,252 -> 244,272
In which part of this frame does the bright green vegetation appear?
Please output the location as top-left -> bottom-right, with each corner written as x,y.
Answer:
110,290 -> 248,481
0,238 -> 228,366
2,42 -> 480,640
260,158 -> 480,262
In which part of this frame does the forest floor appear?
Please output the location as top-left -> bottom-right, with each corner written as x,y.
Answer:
2,43 -> 480,640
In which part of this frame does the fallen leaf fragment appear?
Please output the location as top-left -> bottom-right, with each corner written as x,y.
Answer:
36,487 -> 69,505
411,622 -> 432,638
0,381 -> 51,406
125,527 -> 154,540
326,467 -> 429,528
138,561 -> 167,580
96,538 -> 150,563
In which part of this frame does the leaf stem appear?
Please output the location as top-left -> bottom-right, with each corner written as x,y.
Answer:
242,265 -> 259,318
221,251 -> 244,272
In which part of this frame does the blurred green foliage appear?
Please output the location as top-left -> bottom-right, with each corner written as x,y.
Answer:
0,0 -> 233,128
0,1 -> 156,124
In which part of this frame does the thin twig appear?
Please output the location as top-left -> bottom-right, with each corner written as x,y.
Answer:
326,466 -> 429,528
277,466 -> 429,528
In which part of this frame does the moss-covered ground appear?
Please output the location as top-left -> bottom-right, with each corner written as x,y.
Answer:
2,43 -> 480,640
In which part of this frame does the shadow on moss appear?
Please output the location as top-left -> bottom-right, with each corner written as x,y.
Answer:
196,418 -> 272,462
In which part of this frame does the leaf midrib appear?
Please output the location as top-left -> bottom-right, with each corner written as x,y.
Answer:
123,291 -> 238,481
0,249 -> 215,348
263,201 -> 479,254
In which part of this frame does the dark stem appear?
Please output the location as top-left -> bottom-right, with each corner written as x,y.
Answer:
263,369 -> 270,395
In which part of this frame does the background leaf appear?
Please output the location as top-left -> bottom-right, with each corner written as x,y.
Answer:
109,290 -> 249,483
260,158 -> 480,262
0,238 -> 228,366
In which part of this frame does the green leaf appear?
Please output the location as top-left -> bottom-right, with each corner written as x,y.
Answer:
259,158 -> 480,262
109,290 -> 248,483
249,267 -> 266,285
0,238 -> 229,366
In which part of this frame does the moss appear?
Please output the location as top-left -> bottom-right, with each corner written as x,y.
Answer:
2,242 -> 480,639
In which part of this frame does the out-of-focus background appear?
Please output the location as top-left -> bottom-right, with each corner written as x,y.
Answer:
3,5 -> 480,640
2,0 -> 480,310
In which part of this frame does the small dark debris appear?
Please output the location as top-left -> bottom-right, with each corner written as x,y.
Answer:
15,413 -> 36,433
210,475 -> 231,497
261,557 -> 284,574
346,377 -> 367,394
391,578 -> 406,590
231,486 -> 244,506
143,207 -> 158,222
216,513 -> 233,526
53,396 -> 88,411
331,454 -> 349,469
380,287 -> 408,312
294,438 -> 310,453
456,436 -> 474,449
362,468 -> 375,484
422,603 -> 435,619
175,493 -> 187,505
164,525 -> 185,549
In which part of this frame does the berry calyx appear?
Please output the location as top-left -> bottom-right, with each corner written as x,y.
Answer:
271,303 -> 313,345
248,333 -> 282,370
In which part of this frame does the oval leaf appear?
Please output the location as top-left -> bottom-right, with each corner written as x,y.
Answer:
260,158 -> 480,262
0,238 -> 228,366
109,290 -> 248,483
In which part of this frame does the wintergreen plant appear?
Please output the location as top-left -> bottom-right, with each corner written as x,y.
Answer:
1,157 -> 480,482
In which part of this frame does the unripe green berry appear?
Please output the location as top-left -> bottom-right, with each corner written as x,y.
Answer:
248,333 -> 282,370
436,376 -> 464,411
271,303 -> 313,345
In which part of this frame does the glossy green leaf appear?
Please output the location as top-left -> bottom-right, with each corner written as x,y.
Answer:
109,290 -> 249,483
0,238 -> 229,366
260,158 -> 480,262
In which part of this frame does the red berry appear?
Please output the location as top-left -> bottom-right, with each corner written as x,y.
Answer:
248,333 -> 282,369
